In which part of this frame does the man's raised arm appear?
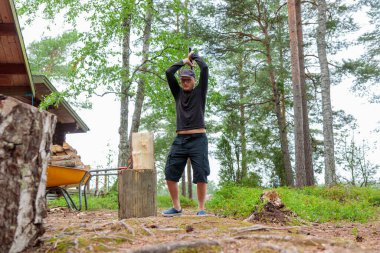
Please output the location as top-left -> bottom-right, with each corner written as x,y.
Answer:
165,61 -> 184,98
191,52 -> 208,93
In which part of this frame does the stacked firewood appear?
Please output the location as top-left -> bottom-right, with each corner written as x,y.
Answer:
49,142 -> 85,168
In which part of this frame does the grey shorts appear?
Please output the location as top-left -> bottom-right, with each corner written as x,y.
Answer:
165,133 -> 210,183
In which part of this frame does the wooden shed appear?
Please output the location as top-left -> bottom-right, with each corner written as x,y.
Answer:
0,0 -> 34,97
0,0 -> 89,144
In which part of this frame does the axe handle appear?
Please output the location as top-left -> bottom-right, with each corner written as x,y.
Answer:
189,47 -> 194,70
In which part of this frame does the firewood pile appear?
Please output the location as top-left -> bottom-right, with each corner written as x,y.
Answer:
49,142 -> 86,168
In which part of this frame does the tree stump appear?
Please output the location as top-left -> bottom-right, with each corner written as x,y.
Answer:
118,132 -> 156,219
245,190 -> 296,224
0,95 -> 57,253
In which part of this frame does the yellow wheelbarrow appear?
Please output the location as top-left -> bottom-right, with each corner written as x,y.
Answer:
46,165 -> 90,211
46,165 -> 125,211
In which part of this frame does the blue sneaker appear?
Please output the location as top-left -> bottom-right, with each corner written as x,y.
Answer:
162,207 -> 182,217
196,210 -> 206,216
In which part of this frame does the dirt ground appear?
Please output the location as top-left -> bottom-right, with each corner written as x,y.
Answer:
25,208 -> 380,253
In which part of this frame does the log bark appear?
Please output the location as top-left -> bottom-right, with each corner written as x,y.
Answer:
0,96 -> 57,253
118,169 -> 156,219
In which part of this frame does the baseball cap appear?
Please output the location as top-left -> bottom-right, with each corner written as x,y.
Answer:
180,69 -> 195,78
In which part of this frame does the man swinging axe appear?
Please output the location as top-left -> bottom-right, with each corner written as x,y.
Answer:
162,48 -> 210,216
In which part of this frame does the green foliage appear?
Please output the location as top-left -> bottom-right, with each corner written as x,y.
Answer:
27,31 -> 80,78
48,192 -> 197,210
206,184 -> 263,218
207,185 -> 380,222
48,191 -> 119,210
157,195 -> 197,208
339,0 -> 380,102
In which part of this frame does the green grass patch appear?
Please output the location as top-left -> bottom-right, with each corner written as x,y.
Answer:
48,191 -> 119,210
206,184 -> 380,223
48,191 -> 196,210
157,195 -> 197,208
206,184 -> 263,218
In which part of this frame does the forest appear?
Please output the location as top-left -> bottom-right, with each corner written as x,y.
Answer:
2,0 -> 380,252
15,0 -> 380,189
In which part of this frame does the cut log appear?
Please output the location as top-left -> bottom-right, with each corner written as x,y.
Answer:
119,132 -> 156,219
51,145 -> 64,153
53,151 -> 67,156
132,132 -> 155,170
0,95 -> 57,253
118,169 -> 157,219
62,142 -> 71,150
50,159 -> 76,167
64,150 -> 77,157
49,155 -> 72,161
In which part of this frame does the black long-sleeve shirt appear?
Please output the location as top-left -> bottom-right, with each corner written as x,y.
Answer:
165,53 -> 209,131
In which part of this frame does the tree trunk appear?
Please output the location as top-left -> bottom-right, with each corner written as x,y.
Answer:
130,0 -> 153,137
278,43 -> 288,186
118,169 -> 157,218
287,0 -> 309,187
181,171 -> 186,197
0,96 -> 57,253
187,158 -> 192,199
297,1 -> 314,186
95,170 -> 99,195
104,171 -> 108,192
317,0 -> 336,186
238,58 -> 248,181
118,4 -> 134,167
264,38 -> 294,187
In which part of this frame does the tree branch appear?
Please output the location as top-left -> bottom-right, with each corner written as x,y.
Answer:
222,32 -> 263,42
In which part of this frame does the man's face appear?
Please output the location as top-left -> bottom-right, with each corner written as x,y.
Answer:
181,77 -> 195,92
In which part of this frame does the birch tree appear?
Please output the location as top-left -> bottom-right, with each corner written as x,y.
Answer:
316,0 -> 336,186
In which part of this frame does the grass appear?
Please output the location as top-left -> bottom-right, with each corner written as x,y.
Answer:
49,185 -> 380,223
48,191 -> 197,210
206,184 -> 380,223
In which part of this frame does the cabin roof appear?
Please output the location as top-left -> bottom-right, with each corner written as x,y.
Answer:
0,0 -> 34,97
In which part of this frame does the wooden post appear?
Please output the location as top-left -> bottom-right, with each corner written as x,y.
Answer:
0,95 -> 57,253
104,170 -> 108,193
118,132 -> 156,219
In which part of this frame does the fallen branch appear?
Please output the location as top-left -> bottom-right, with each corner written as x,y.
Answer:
140,226 -> 154,236
119,221 -> 136,236
258,243 -> 299,253
97,242 -> 117,250
127,239 -> 221,253
95,235 -> 133,243
233,234 -> 329,246
230,225 -> 300,233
